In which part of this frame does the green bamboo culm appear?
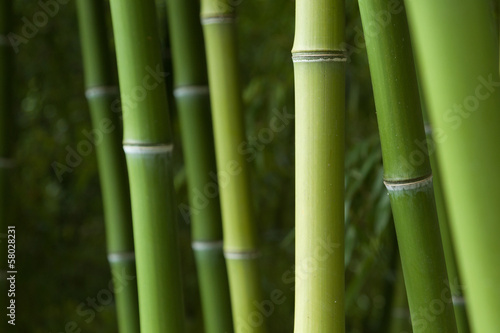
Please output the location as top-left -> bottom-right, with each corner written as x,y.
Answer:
164,0 -> 233,332
405,0 -> 500,331
0,1 -> 14,331
422,114 -> 470,333
75,1 -> 140,332
200,1 -> 266,332
292,0 -> 345,332
358,1 -> 457,331
108,1 -> 185,332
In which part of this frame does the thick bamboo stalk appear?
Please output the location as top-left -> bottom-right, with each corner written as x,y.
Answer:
358,0 -> 457,331
292,1 -> 345,332
405,1 -> 500,331
75,1 -> 140,332
164,0 -> 233,332
200,1 -> 266,332
0,1 -> 14,331
108,1 -> 185,332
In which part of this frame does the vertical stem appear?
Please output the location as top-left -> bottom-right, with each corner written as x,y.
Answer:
358,1 -> 457,331
109,1 -> 185,332
292,0 -> 345,332
200,1 -> 266,332
405,0 -> 500,331
423,115 -> 470,333
164,0 -> 233,332
75,1 -> 140,332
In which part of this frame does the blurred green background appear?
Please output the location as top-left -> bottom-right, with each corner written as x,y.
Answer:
7,0 -> 406,332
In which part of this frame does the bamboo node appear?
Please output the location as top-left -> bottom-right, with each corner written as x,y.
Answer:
192,240 -> 223,251
107,252 -> 135,263
85,86 -> 119,100
452,296 -> 465,306
173,85 -> 209,98
201,15 -> 235,25
123,144 -> 173,155
292,51 -> 347,63
223,250 -> 260,260
384,174 -> 433,191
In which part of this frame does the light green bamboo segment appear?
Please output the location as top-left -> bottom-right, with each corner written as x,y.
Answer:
359,0 -> 456,331
165,0 -> 233,331
292,0 -> 345,332
425,123 -> 470,333
0,2 -> 14,332
200,1 -> 265,332
109,1 -> 185,332
405,1 -> 500,332
76,1 -> 140,332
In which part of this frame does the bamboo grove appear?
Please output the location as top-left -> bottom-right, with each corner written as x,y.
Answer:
2,0 -> 500,332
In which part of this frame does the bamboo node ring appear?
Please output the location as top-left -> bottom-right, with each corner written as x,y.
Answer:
174,85 -> 209,98
201,15 -> 235,25
85,85 -> 119,99
384,174 -> 433,191
292,51 -> 347,63
192,240 -> 223,251
123,144 -> 174,155
107,252 -> 135,263
224,250 -> 261,260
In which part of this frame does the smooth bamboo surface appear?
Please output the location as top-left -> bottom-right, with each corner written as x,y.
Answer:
109,1 -> 185,331
405,1 -> 500,331
292,0 -> 346,331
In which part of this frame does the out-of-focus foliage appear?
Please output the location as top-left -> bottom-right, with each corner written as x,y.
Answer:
10,0 -> 404,332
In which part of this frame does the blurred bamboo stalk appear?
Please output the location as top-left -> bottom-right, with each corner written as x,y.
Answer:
200,1 -> 266,332
75,1 -> 140,332
405,0 -> 500,331
164,0 -> 233,332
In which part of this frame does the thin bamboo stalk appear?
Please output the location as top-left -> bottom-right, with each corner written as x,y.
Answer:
108,1 -> 185,332
292,0 -> 345,332
75,1 -> 140,332
200,1 -> 266,332
423,114 -> 470,333
358,0 -> 457,331
164,0 -> 233,332
0,1 -> 14,331
405,1 -> 500,331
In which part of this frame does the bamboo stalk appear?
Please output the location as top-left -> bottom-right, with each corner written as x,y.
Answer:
292,0 -> 345,332
200,1 -> 266,332
0,1 -> 14,331
164,0 -> 233,332
423,116 -> 470,333
405,1 -> 500,331
358,0 -> 457,331
75,1 -> 140,332
108,1 -> 185,332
